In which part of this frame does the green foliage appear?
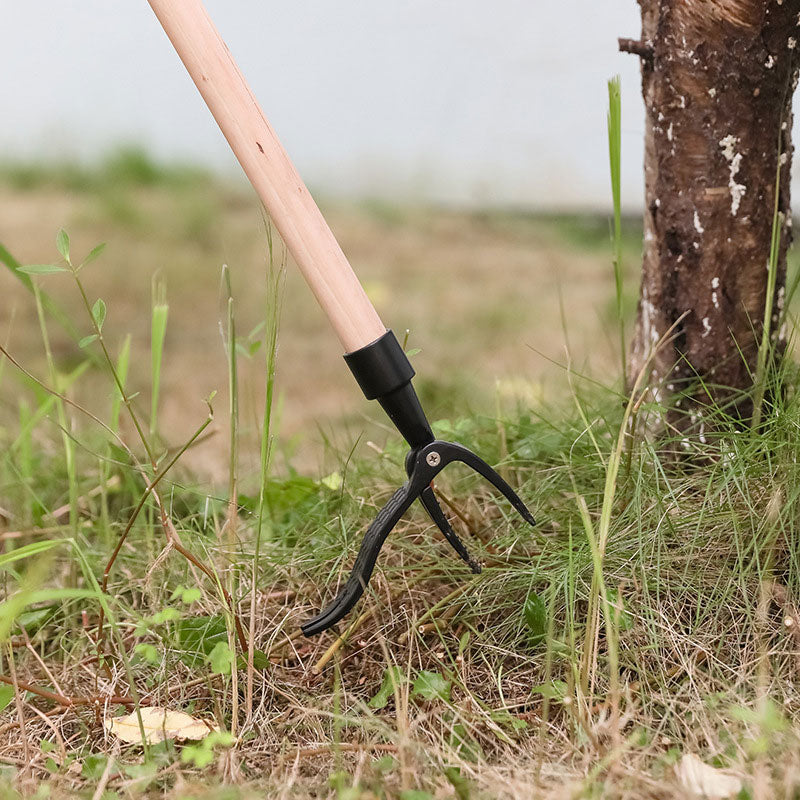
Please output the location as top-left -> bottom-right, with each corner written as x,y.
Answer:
134,643 -> 160,665
55,229 -> 70,262
178,615 -> 229,666
411,671 -> 451,703
171,585 -> 202,605
0,687 -> 13,715
368,665 -> 405,710
208,641 -> 234,675
16,264 -> 67,275
91,298 -> 106,331
444,766 -> 471,800
181,731 -> 235,768
523,589 -> 547,644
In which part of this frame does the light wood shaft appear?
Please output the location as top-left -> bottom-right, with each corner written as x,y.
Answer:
146,0 -> 386,353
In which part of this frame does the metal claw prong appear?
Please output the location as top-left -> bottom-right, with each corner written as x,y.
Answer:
418,485 -> 481,573
443,442 -> 536,528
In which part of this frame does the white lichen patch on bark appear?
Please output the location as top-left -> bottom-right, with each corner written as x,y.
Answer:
711,277 -> 721,309
640,283 -> 660,349
719,135 -> 746,215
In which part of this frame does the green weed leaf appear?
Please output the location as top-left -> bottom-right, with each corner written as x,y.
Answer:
0,686 -> 14,714
444,766 -> 471,800
531,680 -> 568,701
523,590 -> 547,644
14,606 -> 55,634
0,539 -> 64,569
372,755 -> 396,773
134,643 -> 159,665
208,640 -> 233,675
369,665 -> 405,709
181,730 -> 234,768
17,264 -> 67,275
170,585 -> 202,605
178,614 -> 228,667
78,334 -> 98,349
412,670 -> 451,702
450,723 -> 481,762
319,471 -> 343,491
490,708 -> 528,734
56,229 -> 70,261
243,649 -> 270,671
91,298 -> 106,331
81,754 -> 109,780
80,242 -> 106,268
151,607 -> 181,625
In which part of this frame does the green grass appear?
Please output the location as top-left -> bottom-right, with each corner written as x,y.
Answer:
1,223 -> 800,799
0,147 -> 213,195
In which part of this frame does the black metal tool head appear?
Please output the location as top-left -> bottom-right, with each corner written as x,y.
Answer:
301,438 -> 536,636
301,330 -> 536,637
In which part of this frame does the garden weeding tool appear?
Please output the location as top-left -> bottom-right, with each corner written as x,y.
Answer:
146,0 -> 536,636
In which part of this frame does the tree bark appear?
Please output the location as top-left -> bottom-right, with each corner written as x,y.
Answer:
625,0 -> 799,432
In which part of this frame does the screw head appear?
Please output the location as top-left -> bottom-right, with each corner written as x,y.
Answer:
426,451 -> 441,467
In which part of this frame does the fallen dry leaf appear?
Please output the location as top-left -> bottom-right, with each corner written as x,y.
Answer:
675,753 -> 742,799
105,707 -> 218,745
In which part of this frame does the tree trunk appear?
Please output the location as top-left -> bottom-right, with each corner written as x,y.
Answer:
623,0 -> 799,432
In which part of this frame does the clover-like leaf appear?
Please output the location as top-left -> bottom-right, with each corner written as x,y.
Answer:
78,334 -> 98,349
56,229 -> 70,261
208,641 -> 233,675
80,242 -> 106,269
91,298 -> 106,332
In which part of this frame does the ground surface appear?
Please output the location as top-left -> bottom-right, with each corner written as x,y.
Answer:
1,156 -> 800,800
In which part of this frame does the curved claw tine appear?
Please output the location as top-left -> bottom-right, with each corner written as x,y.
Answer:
419,486 -> 481,574
302,482 -> 418,637
446,443 -> 536,527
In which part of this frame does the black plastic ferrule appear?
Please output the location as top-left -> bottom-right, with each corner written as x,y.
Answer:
344,330 -> 434,449
344,330 -> 414,400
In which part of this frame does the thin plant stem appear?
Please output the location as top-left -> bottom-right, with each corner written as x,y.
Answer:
752,122 -> 785,429
607,75 -> 626,381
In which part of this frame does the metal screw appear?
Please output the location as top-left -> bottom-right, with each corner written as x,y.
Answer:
426,451 -> 441,467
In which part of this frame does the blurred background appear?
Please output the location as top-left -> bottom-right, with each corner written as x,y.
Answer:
5,1 -> 646,207
0,2 -> 776,486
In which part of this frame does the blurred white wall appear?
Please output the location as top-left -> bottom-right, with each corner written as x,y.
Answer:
4,2 -> 666,209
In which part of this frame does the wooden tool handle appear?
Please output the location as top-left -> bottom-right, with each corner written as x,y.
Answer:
146,0 -> 386,353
